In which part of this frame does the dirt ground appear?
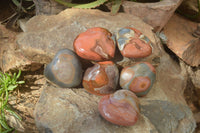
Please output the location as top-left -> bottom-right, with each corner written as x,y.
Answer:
0,0 -> 200,132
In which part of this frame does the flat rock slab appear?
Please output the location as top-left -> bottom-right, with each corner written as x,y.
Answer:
163,14 -> 199,67
34,51 -> 196,133
16,9 -> 161,68
0,24 -> 42,72
33,0 -> 182,32
35,83 -> 157,133
122,0 -> 183,32
33,0 -> 72,15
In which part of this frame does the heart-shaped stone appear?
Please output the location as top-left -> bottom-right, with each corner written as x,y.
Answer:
116,27 -> 152,58
98,90 -> 140,126
120,62 -> 156,96
74,27 -> 116,61
44,49 -> 83,88
82,61 -> 119,96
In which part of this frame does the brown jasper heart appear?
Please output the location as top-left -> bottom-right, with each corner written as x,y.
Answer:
73,27 -> 116,61
82,61 -> 119,96
98,90 -> 140,126
116,27 -> 152,58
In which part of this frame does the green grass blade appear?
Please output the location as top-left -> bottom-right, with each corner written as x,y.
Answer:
0,77 -> 4,83
0,69 -> 24,131
2,128 -> 13,133
6,109 -> 22,121
0,119 -> 10,130
111,0 -> 122,15
16,70 -> 21,79
54,0 -> 107,8
7,85 -> 18,91
13,73 -> 16,80
16,81 -> 25,84
12,0 -> 21,8
26,4 -> 35,10
5,105 -> 22,120
2,91 -> 9,107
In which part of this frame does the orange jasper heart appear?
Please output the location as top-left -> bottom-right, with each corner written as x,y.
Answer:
73,27 -> 115,61
98,90 -> 140,126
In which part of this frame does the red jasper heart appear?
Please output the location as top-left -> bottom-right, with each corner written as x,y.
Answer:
74,27 -> 115,61
116,27 -> 152,58
98,90 -> 140,126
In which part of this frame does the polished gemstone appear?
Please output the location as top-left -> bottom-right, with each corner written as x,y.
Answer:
120,62 -> 156,96
82,61 -> 119,96
116,27 -> 152,58
98,90 -> 140,126
73,27 -> 115,61
44,49 -> 83,88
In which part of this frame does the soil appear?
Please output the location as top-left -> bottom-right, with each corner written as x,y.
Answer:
9,68 -> 45,133
0,0 -> 200,132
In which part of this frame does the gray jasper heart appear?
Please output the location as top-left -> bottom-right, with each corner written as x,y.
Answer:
44,49 -> 83,88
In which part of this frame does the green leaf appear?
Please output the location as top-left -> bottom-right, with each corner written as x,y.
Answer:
111,0 -> 122,15
12,0 -> 21,7
6,109 -> 22,121
0,69 -> 24,131
16,81 -> 25,84
54,0 -> 108,9
0,77 -> 4,83
2,128 -> 13,133
2,74 -> 6,82
13,73 -> 16,80
16,70 -> 21,79
26,4 -> 35,10
24,0 -> 34,1
7,85 -> 18,91
0,119 -> 10,130
5,105 -> 22,121
2,90 -> 9,107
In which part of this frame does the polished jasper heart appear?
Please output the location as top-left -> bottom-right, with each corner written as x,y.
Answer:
82,61 -> 119,96
120,62 -> 156,96
44,49 -> 83,88
73,27 -> 116,61
98,90 -> 140,126
116,27 -> 152,58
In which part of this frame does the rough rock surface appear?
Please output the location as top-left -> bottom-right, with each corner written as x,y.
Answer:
187,66 -> 200,89
163,14 -> 200,90
16,9 -> 161,68
0,24 -> 42,72
163,14 -> 199,67
122,0 -> 183,32
34,51 -> 196,133
33,0 -> 72,15
35,83 -> 157,133
22,9 -> 196,133
33,0 -> 182,32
